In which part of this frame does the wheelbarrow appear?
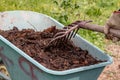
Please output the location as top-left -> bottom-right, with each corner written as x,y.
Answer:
0,11 -> 112,80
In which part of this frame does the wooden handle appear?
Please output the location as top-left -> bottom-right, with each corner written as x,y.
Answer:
79,23 -> 120,38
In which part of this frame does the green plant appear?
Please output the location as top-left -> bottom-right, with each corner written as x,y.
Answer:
0,0 -> 120,50
85,6 -> 102,17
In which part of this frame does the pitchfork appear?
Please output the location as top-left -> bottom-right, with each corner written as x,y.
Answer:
46,20 -> 92,47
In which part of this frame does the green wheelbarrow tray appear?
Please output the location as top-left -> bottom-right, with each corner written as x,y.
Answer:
0,11 -> 112,80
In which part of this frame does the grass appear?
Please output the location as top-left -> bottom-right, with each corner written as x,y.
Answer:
0,0 -> 120,50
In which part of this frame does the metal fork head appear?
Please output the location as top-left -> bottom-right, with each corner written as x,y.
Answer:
46,20 -> 92,48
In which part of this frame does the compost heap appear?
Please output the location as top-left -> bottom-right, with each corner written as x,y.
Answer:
0,26 -> 104,71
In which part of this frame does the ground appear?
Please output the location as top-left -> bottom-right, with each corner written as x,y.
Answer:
98,43 -> 120,80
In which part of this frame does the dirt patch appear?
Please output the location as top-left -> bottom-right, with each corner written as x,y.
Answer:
98,44 -> 120,80
0,26 -> 104,71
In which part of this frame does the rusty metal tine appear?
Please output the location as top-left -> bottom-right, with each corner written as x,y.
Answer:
63,26 -> 70,40
48,34 -> 65,46
54,38 -> 60,47
73,28 -> 79,38
68,24 -> 79,40
62,36 -> 67,42
54,32 -> 65,37
64,36 -> 68,42
46,20 -> 93,48
66,32 -> 71,41
54,29 -> 67,37
68,30 -> 75,40
56,37 -> 64,47
55,36 -> 66,47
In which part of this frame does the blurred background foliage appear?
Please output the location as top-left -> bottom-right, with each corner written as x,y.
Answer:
0,0 -> 120,50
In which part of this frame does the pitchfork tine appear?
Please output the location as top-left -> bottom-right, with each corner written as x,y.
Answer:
68,30 -> 75,40
73,28 -> 79,38
65,32 -> 71,41
54,32 -> 65,37
46,20 -> 93,48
